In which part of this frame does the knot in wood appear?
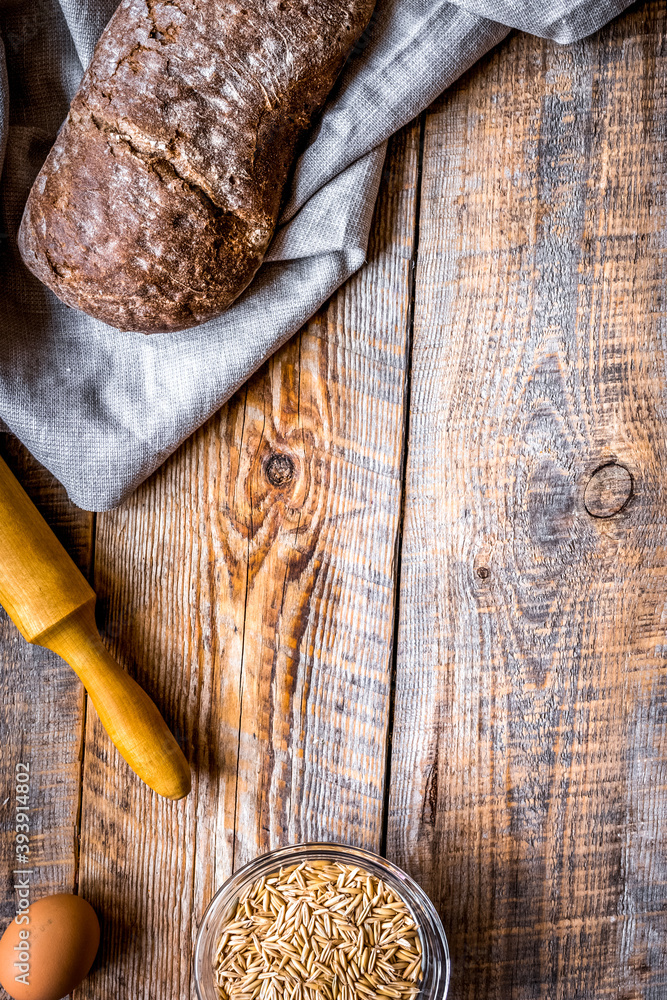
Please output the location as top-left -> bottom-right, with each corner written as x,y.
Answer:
265,452 -> 295,488
584,463 -> 633,518
476,566 -> 490,580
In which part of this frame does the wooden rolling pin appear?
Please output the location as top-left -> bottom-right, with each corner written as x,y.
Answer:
0,455 -> 191,800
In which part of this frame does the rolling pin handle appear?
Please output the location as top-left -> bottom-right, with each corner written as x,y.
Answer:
40,603 -> 192,801
0,455 -> 191,800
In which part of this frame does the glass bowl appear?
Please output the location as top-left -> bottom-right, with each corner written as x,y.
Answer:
194,842 -> 450,1000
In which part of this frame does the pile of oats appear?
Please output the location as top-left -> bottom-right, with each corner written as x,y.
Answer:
213,861 -> 423,1000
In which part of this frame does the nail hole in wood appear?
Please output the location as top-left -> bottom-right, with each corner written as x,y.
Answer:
476,566 -> 490,580
266,453 -> 295,488
584,463 -> 633,518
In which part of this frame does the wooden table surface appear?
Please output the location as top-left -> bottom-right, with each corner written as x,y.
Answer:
2,3 -> 667,997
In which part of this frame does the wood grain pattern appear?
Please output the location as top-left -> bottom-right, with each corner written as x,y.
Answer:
3,7 -> 666,1000
0,435 -> 92,929
73,120 -> 419,1000
387,5 -> 667,999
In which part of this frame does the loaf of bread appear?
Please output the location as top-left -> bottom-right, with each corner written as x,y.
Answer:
18,0 -> 375,333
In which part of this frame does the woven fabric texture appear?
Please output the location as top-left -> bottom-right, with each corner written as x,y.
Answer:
0,0 -> 632,509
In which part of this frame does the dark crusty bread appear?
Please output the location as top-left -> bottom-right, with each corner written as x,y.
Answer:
18,0 -> 375,333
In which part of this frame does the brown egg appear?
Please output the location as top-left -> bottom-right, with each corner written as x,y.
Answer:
0,894 -> 100,1000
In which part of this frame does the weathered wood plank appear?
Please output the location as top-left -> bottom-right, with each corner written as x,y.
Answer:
387,5 -> 667,999
0,435 -> 92,928
232,126 -> 420,867
75,120 -> 419,1000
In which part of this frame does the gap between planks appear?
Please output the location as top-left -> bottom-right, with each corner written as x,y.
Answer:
380,111 -> 427,859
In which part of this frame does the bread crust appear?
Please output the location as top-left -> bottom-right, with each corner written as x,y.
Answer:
18,0 -> 375,333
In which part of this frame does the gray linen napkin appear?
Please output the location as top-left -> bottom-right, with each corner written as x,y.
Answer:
0,0 -> 633,510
